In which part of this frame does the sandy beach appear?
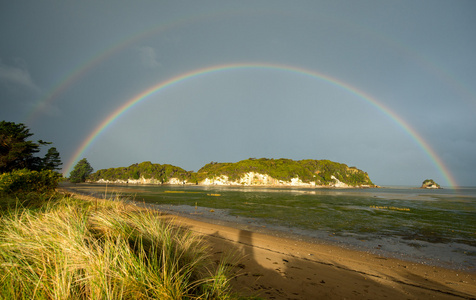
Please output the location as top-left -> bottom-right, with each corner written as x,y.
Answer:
61,188 -> 475,299
161,213 -> 475,300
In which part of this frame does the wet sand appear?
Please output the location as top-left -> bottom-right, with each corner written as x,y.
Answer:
165,213 -> 476,299
60,188 -> 476,299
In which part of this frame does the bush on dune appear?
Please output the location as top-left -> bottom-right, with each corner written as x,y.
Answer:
0,196 -> 236,299
0,169 -> 60,194
0,169 -> 61,210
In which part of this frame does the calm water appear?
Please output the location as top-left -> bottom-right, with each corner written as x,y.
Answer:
69,184 -> 476,271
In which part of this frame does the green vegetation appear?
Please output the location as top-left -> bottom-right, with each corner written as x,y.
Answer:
0,121 -> 62,172
197,158 -> 374,187
0,169 -> 60,211
0,120 -> 63,207
0,168 -> 60,195
70,158 -> 94,183
0,194 -> 239,299
89,161 -> 196,184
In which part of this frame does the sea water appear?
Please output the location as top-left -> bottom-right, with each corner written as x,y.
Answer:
70,184 -> 476,271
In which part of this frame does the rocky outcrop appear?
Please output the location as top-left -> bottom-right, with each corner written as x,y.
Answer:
421,179 -> 441,189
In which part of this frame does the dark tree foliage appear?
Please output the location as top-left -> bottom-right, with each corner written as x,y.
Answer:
89,161 -> 195,184
1,121 -> 39,172
69,158 -> 94,183
0,121 -> 61,173
43,147 -> 62,171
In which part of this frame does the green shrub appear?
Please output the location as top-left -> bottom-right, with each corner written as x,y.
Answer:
0,169 -> 61,195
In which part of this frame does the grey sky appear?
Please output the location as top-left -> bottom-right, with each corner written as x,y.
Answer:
1,1 -> 475,187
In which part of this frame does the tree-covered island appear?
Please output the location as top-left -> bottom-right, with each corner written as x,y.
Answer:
88,158 -> 376,188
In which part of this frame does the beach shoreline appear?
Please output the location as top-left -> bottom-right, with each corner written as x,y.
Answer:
60,188 -> 476,299
170,213 -> 476,299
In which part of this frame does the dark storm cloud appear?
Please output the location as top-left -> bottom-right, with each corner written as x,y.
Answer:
1,1 -> 475,186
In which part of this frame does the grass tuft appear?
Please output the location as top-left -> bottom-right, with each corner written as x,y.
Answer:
0,195 -> 237,299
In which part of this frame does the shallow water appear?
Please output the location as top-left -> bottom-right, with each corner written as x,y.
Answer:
69,184 -> 476,271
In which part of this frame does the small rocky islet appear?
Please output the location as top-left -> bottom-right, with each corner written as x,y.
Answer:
420,179 -> 442,189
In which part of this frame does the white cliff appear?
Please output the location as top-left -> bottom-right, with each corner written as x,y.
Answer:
93,172 -> 368,188
96,176 -> 187,185
198,172 -> 355,188
330,175 -> 350,188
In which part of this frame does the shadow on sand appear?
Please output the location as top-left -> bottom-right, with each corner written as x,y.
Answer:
198,228 -> 473,300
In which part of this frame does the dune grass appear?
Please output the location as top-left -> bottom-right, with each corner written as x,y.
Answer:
0,195 -> 237,299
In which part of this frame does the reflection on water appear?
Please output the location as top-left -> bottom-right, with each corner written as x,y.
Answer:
66,183 -> 476,271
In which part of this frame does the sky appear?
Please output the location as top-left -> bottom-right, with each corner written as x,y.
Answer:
1,1 -> 475,187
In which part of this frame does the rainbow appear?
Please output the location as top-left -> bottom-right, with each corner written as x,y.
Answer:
64,63 -> 458,188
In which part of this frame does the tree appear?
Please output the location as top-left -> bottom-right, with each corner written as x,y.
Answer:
42,147 -> 62,171
0,121 -> 57,173
69,158 -> 94,183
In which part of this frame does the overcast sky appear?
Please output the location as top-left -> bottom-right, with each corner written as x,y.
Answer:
1,1 -> 475,187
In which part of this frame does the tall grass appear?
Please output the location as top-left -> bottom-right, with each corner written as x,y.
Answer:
0,196 -> 235,299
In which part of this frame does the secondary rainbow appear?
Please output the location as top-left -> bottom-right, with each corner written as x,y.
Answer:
25,9 -> 476,125
24,9 -> 242,123
64,63 -> 458,188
